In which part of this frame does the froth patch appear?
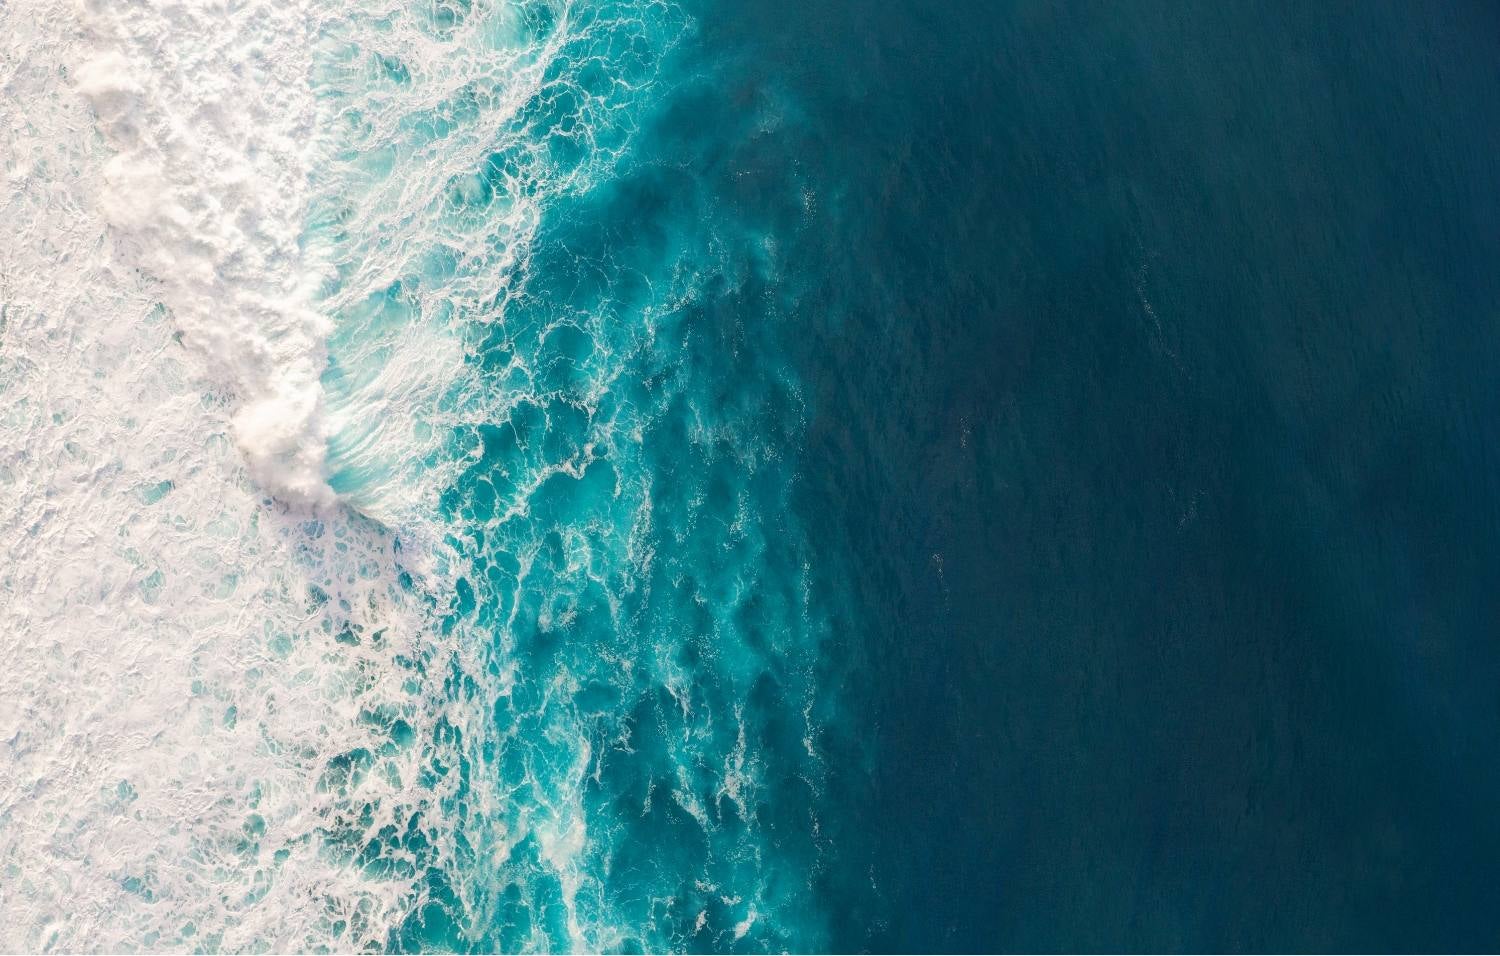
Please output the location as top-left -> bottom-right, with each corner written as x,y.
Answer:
72,51 -> 142,122
73,2 -> 337,507
234,382 -> 336,507
2,3 -> 459,950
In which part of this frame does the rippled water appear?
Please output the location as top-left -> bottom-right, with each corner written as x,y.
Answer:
308,3 -> 838,949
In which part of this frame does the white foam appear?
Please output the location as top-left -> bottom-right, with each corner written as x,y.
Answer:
0,3 -> 455,949
72,0 -> 336,506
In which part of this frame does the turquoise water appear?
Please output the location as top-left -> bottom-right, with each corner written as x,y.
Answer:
304,3 -> 838,950
296,0 -> 1500,950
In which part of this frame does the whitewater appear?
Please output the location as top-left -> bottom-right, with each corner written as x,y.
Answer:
1,0 -> 832,950
0,0 -> 462,949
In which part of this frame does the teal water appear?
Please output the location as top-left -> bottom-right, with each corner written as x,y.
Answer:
307,0 -> 1500,950
307,3 -> 837,950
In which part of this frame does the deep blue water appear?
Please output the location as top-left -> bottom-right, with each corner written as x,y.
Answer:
764,0 -> 1500,950
312,0 -> 1500,950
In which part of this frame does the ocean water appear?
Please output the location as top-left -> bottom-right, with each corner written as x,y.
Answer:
775,0 -> 1500,950
3,0 -> 1500,952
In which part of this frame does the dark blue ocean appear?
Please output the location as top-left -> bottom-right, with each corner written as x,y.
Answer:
310,0 -> 1500,950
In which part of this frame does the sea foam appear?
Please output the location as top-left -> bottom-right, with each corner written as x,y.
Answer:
1,2 -> 457,949
74,0 -> 335,506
